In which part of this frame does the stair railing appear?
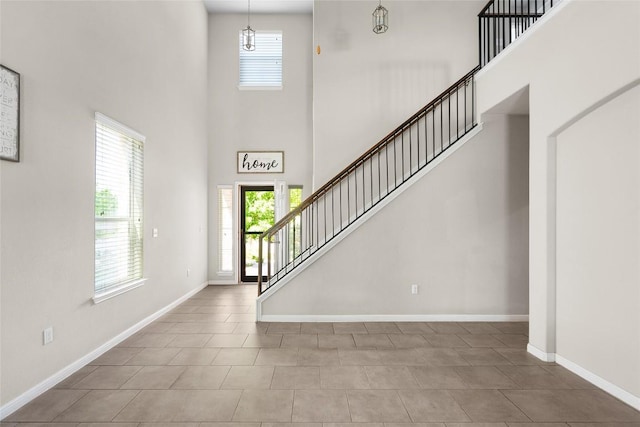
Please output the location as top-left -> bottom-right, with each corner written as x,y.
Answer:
479,0 -> 555,66
257,66 -> 480,295
257,0 -> 560,297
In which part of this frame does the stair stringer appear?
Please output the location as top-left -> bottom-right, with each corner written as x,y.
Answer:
256,125 -> 485,321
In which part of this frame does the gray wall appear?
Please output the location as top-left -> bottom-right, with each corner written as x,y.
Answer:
0,1 -> 209,405
476,0 -> 640,357
262,114 -> 529,317
207,13 -> 313,282
475,0 -> 639,403
557,84 -> 640,398
313,0 -> 481,187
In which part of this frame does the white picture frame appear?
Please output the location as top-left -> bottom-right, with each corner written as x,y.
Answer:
237,151 -> 284,174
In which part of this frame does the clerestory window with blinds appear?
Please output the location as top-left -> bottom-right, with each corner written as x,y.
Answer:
94,112 -> 145,302
239,30 -> 283,89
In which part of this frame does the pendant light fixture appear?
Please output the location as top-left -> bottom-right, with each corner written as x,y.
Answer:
372,0 -> 388,34
242,0 -> 255,51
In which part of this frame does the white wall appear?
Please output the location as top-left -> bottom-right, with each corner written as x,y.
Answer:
556,84 -> 640,399
475,0 -> 639,403
0,0 -> 208,406
262,114 -> 529,317
207,13 -> 313,282
313,0 -> 482,187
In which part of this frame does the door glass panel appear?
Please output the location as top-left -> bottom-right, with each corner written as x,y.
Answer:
244,233 -> 269,279
245,190 -> 275,232
241,187 -> 275,282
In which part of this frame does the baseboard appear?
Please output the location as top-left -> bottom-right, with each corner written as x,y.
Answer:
0,281 -> 208,420
527,343 -> 556,362
555,354 -> 640,411
260,314 -> 529,322
526,345 -> 639,409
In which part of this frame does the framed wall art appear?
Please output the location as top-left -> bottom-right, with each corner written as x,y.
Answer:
0,65 -> 20,162
237,151 -> 284,174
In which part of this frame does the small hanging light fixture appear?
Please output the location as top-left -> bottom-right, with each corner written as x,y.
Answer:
242,0 -> 255,51
372,0 -> 388,34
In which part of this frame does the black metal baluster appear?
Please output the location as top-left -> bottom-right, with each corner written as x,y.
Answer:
376,148 -> 382,201
496,0 -> 500,54
331,183 -> 336,237
509,0 -> 515,44
286,222 -> 295,271
432,107 -> 435,161
292,220 -> 296,265
393,135 -> 397,188
464,79 -> 468,131
347,168 -> 351,222
362,160 -> 367,215
323,191 -> 327,243
339,176 -> 343,230
423,112 -> 427,168
485,17 -> 489,65
401,130 -> 405,182
472,75 -> 475,125
445,94 -> 449,147
354,166 -> 359,218
478,15 -> 482,66
267,232 -> 271,286
501,0 -> 505,52
410,124 -> 413,176
417,115 -> 421,170
440,101 -> 443,153
370,155 -> 373,208
456,85 -> 460,139
314,200 -> 318,253
385,141 -> 389,196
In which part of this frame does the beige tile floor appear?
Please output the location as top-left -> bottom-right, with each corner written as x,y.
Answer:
4,285 -> 640,426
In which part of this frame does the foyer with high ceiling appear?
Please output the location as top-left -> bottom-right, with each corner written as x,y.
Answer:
1,0 -> 638,422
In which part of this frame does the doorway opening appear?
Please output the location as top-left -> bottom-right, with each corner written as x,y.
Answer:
240,185 -> 275,282
238,184 -> 304,283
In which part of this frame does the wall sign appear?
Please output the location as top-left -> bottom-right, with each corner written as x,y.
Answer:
0,65 -> 20,162
237,151 -> 284,174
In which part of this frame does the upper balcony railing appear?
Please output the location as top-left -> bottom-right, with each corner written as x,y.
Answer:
479,0 -> 555,66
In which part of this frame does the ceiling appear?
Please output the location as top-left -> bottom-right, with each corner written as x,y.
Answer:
203,0 -> 313,14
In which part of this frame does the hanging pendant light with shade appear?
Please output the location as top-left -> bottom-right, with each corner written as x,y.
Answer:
372,0 -> 388,34
242,0 -> 255,51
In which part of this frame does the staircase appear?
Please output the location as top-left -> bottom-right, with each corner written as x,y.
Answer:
257,0 -> 558,297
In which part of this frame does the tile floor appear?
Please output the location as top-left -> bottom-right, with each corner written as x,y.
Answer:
4,285 -> 640,426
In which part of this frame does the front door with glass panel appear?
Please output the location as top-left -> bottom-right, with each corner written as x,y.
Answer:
240,186 -> 275,282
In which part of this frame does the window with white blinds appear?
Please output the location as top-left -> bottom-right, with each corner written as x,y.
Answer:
218,186 -> 233,274
239,31 -> 283,89
94,113 -> 145,301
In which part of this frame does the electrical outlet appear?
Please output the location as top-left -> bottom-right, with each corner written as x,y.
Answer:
411,284 -> 419,295
187,268 -> 191,277
152,228 -> 159,238
43,327 -> 54,345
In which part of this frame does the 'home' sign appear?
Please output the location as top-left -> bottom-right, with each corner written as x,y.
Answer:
237,151 -> 284,174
